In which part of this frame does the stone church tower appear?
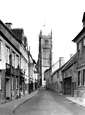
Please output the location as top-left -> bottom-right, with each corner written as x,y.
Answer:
38,29 -> 52,86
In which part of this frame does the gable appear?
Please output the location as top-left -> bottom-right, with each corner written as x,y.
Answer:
72,28 -> 85,43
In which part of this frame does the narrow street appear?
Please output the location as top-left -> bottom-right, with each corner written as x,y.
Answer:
13,89 -> 85,115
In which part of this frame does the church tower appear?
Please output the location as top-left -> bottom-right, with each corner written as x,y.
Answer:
38,28 -> 52,86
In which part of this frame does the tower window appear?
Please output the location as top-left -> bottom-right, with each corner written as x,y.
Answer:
45,39 -> 49,45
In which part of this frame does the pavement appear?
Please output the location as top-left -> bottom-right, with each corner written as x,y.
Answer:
58,92 -> 85,108
0,90 -> 39,115
0,89 -> 85,115
66,96 -> 85,107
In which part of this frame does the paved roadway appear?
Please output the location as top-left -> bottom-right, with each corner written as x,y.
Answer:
13,89 -> 85,115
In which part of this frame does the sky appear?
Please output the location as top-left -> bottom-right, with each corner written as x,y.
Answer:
0,0 -> 85,64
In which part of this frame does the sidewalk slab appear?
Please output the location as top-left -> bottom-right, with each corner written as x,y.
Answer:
66,96 -> 85,107
0,90 -> 39,115
57,92 -> 85,108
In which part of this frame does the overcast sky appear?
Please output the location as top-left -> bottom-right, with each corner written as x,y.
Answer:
0,0 -> 85,64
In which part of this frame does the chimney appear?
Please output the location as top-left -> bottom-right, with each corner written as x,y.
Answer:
59,57 -> 65,68
82,12 -> 85,28
5,22 -> 12,29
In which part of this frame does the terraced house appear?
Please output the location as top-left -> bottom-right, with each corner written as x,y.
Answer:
0,21 -> 21,101
72,12 -> 85,100
0,19 -> 33,103
62,53 -> 77,96
11,28 -> 29,96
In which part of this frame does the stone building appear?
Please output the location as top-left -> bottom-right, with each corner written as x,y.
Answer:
72,12 -> 85,100
0,19 -> 37,103
0,20 -> 21,101
11,28 -> 28,96
44,67 -> 52,89
28,51 -> 38,93
38,30 -> 52,87
44,57 -> 65,91
62,53 -> 77,96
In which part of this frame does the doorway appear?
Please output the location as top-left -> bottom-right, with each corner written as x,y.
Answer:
64,77 -> 72,95
6,78 -> 11,100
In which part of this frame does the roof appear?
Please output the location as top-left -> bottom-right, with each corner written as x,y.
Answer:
28,51 -> 36,64
72,28 -> 85,42
50,62 -> 68,77
0,20 -> 21,43
82,12 -> 85,22
50,53 -> 77,77
44,68 -> 50,73
11,29 -> 23,43
62,53 -> 77,71
0,31 -> 21,54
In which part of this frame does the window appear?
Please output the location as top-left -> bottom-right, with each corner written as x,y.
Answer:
12,52 -> 15,67
78,71 -> 81,86
78,42 -> 82,51
83,38 -> 85,46
6,46 -> 10,64
45,39 -> 49,45
83,69 -> 85,85
0,40 -> 1,60
78,42 -> 82,58
43,59 -> 50,66
16,55 -> 19,68
43,52 -> 50,58
0,74 -> 1,90
16,77 -> 18,89
43,52 -> 46,58
12,76 -> 14,90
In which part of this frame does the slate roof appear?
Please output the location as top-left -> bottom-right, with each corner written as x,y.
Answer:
11,29 -> 23,43
72,28 -> 85,42
0,20 -> 21,43
82,12 -> 85,22
62,53 -> 77,71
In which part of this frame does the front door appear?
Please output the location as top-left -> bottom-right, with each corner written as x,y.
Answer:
6,78 -> 11,100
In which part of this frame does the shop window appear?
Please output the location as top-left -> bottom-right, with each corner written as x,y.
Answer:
83,69 -> 85,85
78,71 -> 81,86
